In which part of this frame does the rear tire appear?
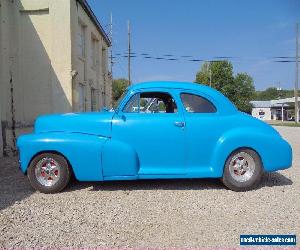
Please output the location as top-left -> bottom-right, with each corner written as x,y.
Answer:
222,149 -> 263,191
27,153 -> 71,193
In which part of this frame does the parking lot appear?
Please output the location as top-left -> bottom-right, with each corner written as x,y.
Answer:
0,126 -> 299,248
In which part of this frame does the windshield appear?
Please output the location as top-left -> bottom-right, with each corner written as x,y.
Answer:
113,90 -> 128,109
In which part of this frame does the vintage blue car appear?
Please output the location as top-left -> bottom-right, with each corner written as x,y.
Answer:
17,81 -> 292,193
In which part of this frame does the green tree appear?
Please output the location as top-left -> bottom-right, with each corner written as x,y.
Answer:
112,78 -> 129,106
254,87 -> 279,100
195,61 -> 255,113
254,88 -> 300,101
233,73 -> 255,113
195,62 -> 211,85
195,61 -> 234,90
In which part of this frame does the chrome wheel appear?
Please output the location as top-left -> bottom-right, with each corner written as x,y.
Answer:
228,152 -> 255,182
34,157 -> 61,187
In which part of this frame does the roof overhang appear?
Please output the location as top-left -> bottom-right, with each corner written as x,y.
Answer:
77,0 -> 111,46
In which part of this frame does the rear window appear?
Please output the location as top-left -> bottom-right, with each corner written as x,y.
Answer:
180,93 -> 216,113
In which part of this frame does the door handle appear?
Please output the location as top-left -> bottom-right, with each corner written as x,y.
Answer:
174,121 -> 185,127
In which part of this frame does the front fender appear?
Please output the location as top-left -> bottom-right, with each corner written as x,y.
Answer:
17,132 -> 108,181
211,127 -> 292,177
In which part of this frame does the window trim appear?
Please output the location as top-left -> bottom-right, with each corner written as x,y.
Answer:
90,34 -> 99,69
78,83 -> 86,112
180,92 -> 217,114
91,87 -> 98,111
123,93 -> 140,113
77,20 -> 86,59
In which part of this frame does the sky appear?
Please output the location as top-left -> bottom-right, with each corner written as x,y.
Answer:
88,0 -> 300,90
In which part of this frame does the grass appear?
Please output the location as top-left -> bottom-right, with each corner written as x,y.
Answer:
267,120 -> 300,127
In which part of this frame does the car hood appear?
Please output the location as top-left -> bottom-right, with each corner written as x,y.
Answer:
34,111 -> 115,137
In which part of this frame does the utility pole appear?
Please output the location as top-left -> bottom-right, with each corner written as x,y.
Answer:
209,66 -> 212,87
109,12 -> 113,76
205,62 -> 212,87
277,81 -> 282,99
295,23 -> 299,123
127,20 -> 131,85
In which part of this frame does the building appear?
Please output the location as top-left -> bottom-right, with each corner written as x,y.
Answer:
0,0 -> 112,156
250,98 -> 299,121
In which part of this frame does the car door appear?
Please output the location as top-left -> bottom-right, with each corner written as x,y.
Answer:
111,89 -> 186,176
180,90 -> 222,176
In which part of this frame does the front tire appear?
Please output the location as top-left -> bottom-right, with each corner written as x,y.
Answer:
222,149 -> 263,191
27,153 -> 71,193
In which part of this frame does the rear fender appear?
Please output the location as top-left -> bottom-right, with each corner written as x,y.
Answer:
211,127 -> 292,177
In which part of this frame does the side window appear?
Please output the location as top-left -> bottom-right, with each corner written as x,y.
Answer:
123,94 -> 140,113
181,93 -> 216,113
123,92 -> 178,113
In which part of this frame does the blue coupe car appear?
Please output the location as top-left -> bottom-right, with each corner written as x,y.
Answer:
17,81 -> 292,193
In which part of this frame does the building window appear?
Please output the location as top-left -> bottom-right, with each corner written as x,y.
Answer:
90,36 -> 98,68
101,47 -> 106,72
78,21 -> 85,58
78,84 -> 85,112
91,88 -> 97,111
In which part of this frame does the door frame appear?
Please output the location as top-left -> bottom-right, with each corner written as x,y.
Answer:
112,87 -> 187,176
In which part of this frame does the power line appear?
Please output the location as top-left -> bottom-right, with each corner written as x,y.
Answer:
115,52 -> 295,63
112,51 -> 299,63
274,60 -> 297,63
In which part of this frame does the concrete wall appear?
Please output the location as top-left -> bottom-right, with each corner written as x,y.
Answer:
0,0 -> 111,156
251,107 -> 272,121
0,0 -> 72,155
70,0 -> 111,112
0,0 -> 3,157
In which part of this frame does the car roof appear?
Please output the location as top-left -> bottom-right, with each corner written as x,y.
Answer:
127,81 -> 238,115
129,81 -> 210,91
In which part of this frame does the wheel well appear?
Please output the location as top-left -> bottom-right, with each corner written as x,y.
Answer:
223,147 -> 264,173
27,150 -> 75,179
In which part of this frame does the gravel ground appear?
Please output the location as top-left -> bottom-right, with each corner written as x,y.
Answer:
0,126 -> 299,248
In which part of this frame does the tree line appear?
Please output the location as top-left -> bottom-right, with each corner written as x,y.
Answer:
112,60 -> 295,114
254,88 -> 299,101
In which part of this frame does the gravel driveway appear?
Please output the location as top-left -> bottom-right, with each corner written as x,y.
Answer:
0,126 -> 299,248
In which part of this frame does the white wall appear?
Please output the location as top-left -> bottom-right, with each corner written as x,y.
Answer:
0,0 -> 72,155
0,1 -> 3,156
251,107 -> 272,121
0,0 -> 111,155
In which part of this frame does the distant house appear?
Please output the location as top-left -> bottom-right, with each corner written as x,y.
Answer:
0,0 -> 112,156
250,97 -> 299,121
